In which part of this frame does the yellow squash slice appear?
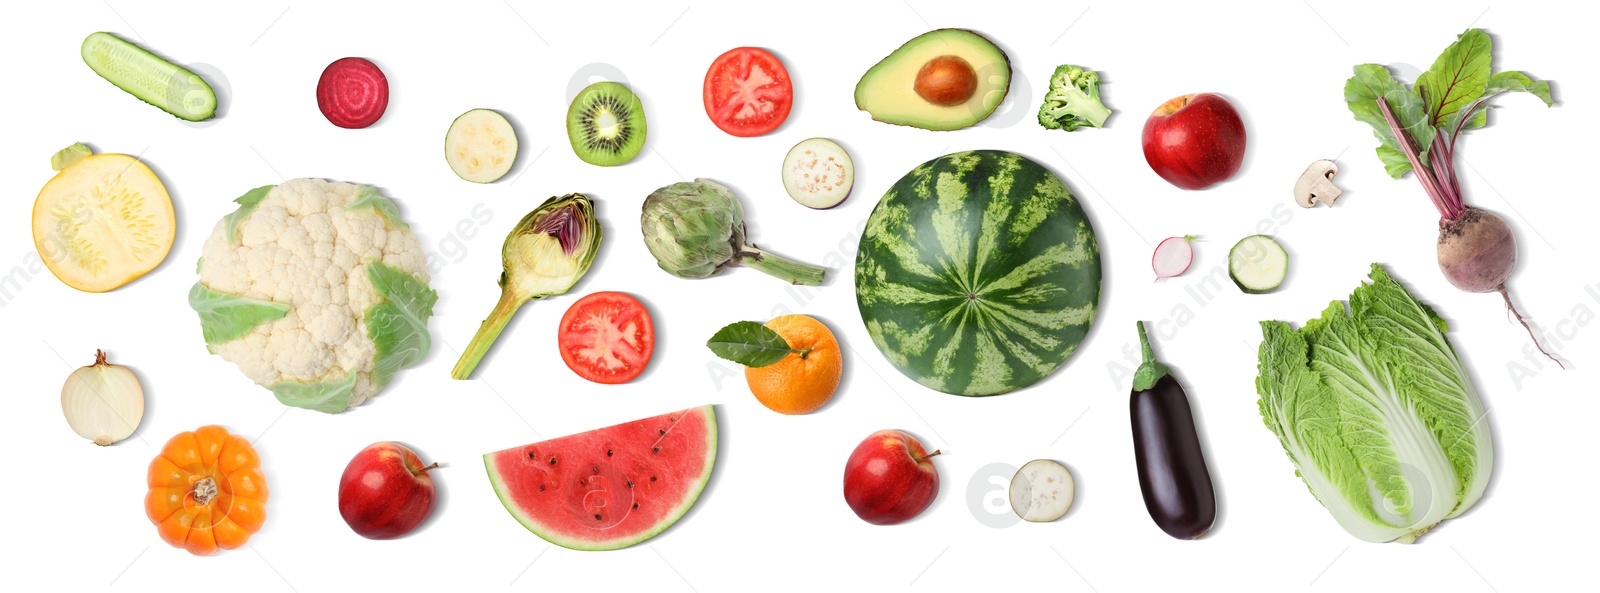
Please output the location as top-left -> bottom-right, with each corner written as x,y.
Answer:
32,143 -> 175,292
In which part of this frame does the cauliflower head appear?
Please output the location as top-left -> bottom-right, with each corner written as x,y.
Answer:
190,178 -> 436,413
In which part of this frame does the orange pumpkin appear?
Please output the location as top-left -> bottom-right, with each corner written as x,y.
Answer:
145,425 -> 268,556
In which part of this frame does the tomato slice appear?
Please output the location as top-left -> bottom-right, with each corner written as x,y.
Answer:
702,47 -> 793,137
557,291 -> 655,384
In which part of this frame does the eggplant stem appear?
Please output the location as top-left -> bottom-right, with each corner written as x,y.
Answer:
1499,285 -> 1564,369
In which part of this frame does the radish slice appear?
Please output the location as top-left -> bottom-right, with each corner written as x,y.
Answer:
781,138 -> 854,209
1152,235 -> 1195,279
317,57 -> 388,129
1010,459 -> 1075,522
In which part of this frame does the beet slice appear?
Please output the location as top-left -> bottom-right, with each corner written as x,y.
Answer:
317,57 -> 389,129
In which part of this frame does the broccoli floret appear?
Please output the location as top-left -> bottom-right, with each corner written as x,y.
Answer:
1037,64 -> 1112,131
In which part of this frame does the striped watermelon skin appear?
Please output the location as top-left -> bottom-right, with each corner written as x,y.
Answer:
855,150 -> 1101,396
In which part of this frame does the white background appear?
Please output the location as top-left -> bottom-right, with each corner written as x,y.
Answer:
3,1 -> 1595,591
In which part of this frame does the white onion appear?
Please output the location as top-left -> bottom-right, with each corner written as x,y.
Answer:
60,350 -> 144,446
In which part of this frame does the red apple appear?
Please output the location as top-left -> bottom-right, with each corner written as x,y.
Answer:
843,429 -> 940,525
1141,93 -> 1247,190
338,442 -> 439,539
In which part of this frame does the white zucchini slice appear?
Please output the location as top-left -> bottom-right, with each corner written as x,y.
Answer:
1228,235 -> 1288,294
445,108 -> 518,183
1010,459 -> 1074,522
781,138 -> 854,209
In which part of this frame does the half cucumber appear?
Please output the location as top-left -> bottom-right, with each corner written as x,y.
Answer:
81,32 -> 216,122
445,108 -> 518,183
1228,235 -> 1287,294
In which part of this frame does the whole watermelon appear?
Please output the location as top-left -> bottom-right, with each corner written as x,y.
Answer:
855,150 -> 1101,396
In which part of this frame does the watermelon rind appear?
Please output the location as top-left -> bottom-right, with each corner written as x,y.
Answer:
484,405 -> 718,551
855,150 -> 1102,396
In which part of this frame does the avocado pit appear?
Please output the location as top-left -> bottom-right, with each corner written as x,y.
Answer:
915,55 -> 978,106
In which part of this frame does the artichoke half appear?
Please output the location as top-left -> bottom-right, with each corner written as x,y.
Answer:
641,179 -> 825,285
451,194 -> 601,379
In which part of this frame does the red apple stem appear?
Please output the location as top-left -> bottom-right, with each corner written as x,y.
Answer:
412,462 -> 440,476
916,450 -> 942,463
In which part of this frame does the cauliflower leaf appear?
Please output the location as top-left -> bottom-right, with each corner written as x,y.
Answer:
223,185 -> 274,243
366,261 -> 437,388
272,372 -> 357,414
188,282 -> 289,344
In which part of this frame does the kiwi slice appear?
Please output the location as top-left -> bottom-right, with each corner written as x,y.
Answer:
567,82 -> 646,166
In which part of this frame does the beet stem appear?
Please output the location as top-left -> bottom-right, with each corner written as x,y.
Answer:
1378,97 -> 1459,219
1429,132 -> 1463,213
1498,285 -> 1564,369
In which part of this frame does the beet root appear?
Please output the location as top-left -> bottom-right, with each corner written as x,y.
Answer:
316,57 -> 389,129
1438,207 -> 1515,293
1438,207 -> 1562,367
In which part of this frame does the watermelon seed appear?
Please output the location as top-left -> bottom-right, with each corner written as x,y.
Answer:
549,456 -> 557,465
539,484 -> 546,492
592,465 -> 599,474
626,480 -> 633,488
607,449 -> 613,457
652,446 -> 661,454
658,429 -> 666,436
632,503 -> 639,510
594,514 -> 602,521
650,476 -> 657,482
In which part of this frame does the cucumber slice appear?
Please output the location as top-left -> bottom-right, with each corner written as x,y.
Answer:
445,108 -> 518,183
81,32 -> 216,122
1228,235 -> 1287,294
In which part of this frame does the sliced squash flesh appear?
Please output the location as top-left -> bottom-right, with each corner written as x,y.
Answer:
33,151 -> 175,292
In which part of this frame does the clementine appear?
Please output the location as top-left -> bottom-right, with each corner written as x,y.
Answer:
745,314 -> 842,414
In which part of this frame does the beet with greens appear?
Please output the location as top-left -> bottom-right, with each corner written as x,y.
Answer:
1344,28 -> 1559,364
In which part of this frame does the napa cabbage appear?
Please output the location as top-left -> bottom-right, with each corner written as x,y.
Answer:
1255,264 -> 1492,543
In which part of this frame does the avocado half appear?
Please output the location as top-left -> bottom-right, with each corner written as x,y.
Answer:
854,29 -> 1011,131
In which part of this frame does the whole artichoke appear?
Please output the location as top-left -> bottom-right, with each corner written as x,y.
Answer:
641,179 -> 825,285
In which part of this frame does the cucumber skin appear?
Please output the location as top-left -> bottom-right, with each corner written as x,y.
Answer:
81,32 -> 216,122
1229,235 -> 1287,294
1231,274 -> 1278,295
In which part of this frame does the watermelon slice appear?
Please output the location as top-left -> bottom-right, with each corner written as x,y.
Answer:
484,405 -> 717,550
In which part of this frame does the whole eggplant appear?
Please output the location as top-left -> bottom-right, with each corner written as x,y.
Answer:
1129,321 -> 1216,539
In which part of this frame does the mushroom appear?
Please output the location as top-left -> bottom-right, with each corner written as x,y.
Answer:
1294,160 -> 1344,208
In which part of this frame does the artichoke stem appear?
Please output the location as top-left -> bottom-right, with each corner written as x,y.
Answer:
738,244 -> 826,286
451,289 -> 528,380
